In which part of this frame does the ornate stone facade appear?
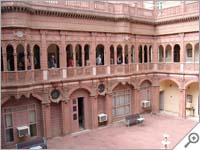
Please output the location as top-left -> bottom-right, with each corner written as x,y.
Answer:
1,0 -> 199,148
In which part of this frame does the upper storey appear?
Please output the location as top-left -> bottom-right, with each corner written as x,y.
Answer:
1,0 -> 199,35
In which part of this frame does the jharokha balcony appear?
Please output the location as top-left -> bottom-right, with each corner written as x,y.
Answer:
1,63 -> 199,86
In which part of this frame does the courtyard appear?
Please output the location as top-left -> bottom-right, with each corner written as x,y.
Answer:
48,113 -> 197,149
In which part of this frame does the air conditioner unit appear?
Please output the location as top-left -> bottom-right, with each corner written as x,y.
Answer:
98,113 -> 107,123
17,126 -> 30,137
141,100 -> 151,108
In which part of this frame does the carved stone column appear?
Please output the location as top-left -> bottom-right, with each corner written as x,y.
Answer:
179,88 -> 186,118
61,100 -> 69,135
105,93 -> 112,124
90,96 -> 98,129
40,31 -> 47,69
42,103 -> 51,138
60,31 -> 66,68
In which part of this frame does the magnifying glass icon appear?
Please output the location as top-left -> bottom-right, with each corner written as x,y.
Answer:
184,132 -> 199,148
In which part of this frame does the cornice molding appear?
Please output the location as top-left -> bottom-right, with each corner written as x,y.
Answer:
1,3 -> 199,26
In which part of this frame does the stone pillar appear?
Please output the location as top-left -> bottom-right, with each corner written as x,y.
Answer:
179,89 -> 186,118
128,44 -> 131,64
105,42 -> 110,65
82,44 -> 85,67
147,45 -> 149,63
90,96 -> 98,128
91,34 -> 96,66
180,33 -> 185,63
172,45 -> 174,62
152,37 -> 157,63
164,46 -> 166,63
24,45 -> 27,71
192,43 -> 195,63
114,45 -> 117,65
151,85 -> 160,113
30,45 -> 34,70
3,51 -> 7,71
135,36 -> 139,63
40,31 -> 47,69
105,93 -> 112,124
42,103 -> 51,138
142,45 -> 144,63
134,88 -> 140,113
60,31 -> 66,68
73,44 -> 76,67
14,50 -> 17,71
61,100 -> 69,135
122,45 -> 125,64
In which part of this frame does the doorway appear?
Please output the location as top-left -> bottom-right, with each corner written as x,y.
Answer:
78,97 -> 84,130
159,91 -> 164,110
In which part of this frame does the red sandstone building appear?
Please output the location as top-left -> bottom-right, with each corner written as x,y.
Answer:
1,0 -> 199,148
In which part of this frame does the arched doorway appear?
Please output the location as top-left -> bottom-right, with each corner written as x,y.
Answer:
47,44 -> 60,68
131,45 -> 134,63
26,44 -> 31,70
138,45 -> 142,63
159,80 -> 180,115
75,44 -> 82,67
110,45 -> 114,65
185,43 -> 192,63
194,43 -> 199,63
159,45 -> 164,62
33,45 -> 41,69
84,44 -> 90,66
125,45 -> 128,64
66,44 -> 73,67
70,88 -> 91,132
174,44 -> 180,62
144,45 -> 148,63
96,44 -> 104,65
165,45 -> 172,62
6,45 -> 14,71
16,44 -> 25,71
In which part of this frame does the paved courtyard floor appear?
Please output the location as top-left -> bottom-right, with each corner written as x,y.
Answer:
48,113 -> 197,149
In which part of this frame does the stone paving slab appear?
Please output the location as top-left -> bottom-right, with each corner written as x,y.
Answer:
48,113 -> 197,149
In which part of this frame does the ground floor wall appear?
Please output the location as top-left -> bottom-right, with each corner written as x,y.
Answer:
1,73 -> 199,148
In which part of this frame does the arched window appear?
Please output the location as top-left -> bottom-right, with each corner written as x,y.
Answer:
165,45 -> 172,62
96,44 -> 104,65
117,45 -> 122,64
138,45 -> 142,63
6,45 -> 14,71
140,80 -> 151,101
110,45 -> 114,65
1,47 -> 3,71
125,45 -> 128,64
149,46 -> 152,62
16,44 -> 25,71
47,44 -> 60,68
174,44 -> 180,62
144,45 -> 148,63
75,44 -> 82,67
27,44 -> 31,70
194,43 -> 199,63
159,45 -> 164,62
33,45 -> 41,69
131,45 -> 134,63
84,44 -> 90,66
66,44 -> 73,67
186,43 -> 192,63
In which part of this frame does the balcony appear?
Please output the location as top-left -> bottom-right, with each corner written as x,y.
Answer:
1,63 -> 199,87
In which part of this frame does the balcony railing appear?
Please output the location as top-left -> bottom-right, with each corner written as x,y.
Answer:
1,63 -> 199,86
